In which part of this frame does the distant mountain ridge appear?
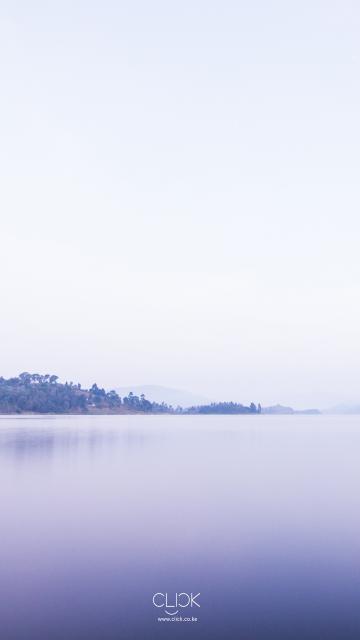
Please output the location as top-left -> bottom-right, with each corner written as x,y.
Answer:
115,385 -> 211,408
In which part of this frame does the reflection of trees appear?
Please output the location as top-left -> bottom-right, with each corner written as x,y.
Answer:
0,421 -> 153,462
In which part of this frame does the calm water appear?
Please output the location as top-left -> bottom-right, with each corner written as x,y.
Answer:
1,414 -> 360,639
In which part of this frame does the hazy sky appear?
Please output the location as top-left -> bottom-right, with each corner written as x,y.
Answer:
1,1 -> 359,408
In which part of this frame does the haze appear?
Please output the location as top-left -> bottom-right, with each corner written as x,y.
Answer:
1,1 -> 359,409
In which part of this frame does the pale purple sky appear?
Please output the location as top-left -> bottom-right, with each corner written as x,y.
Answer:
1,1 -> 359,408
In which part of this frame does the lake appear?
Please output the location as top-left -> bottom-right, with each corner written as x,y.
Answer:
1,414 -> 360,639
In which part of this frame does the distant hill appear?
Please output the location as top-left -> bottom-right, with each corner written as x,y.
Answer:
115,385 -> 211,409
263,404 -> 321,415
262,404 -> 294,414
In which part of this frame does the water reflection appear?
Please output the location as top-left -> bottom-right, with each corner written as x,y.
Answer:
1,415 -> 360,639
0,416 -> 159,461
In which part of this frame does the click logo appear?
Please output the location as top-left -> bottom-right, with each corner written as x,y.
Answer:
152,592 -> 201,616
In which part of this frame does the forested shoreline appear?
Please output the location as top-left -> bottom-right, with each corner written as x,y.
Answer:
0,373 -> 261,415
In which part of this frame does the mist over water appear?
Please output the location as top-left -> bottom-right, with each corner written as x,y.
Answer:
1,414 -> 360,639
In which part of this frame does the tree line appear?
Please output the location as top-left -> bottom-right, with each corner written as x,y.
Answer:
0,373 -> 174,414
0,373 -> 261,415
186,402 -> 261,414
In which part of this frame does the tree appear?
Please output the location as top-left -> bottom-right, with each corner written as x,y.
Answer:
19,372 -> 31,385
